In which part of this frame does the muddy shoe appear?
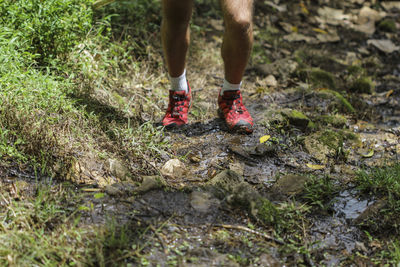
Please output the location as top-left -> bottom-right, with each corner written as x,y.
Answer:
218,89 -> 254,133
162,82 -> 192,127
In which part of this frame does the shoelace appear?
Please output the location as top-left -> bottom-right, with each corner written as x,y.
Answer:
170,94 -> 186,117
223,94 -> 244,115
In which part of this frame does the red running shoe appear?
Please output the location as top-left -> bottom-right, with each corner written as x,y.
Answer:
162,82 -> 192,127
218,89 -> 254,133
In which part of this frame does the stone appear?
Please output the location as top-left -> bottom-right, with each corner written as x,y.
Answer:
281,109 -> 312,129
265,75 -> 278,87
367,39 -> 400,54
190,191 -> 219,213
319,114 -> 347,128
350,77 -> 374,94
304,130 -> 342,163
160,159 -> 187,179
354,199 -> 387,224
270,174 -> 310,196
107,158 -> 131,181
135,176 -> 163,194
207,170 -> 244,194
228,161 -> 244,177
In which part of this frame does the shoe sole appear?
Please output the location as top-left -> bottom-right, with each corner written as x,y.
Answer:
218,109 -> 254,134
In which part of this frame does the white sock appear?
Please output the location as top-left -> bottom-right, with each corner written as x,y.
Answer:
221,79 -> 241,95
170,69 -> 188,92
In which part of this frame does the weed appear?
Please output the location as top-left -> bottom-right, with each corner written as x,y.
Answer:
303,175 -> 338,210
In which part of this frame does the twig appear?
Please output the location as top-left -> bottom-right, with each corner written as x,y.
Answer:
213,224 -> 285,245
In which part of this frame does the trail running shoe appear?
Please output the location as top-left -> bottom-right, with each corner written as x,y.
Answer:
162,82 -> 192,127
218,89 -> 254,133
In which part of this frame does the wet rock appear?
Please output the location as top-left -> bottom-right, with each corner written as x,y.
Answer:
229,161 -> 244,177
316,89 -> 355,113
304,130 -> 342,163
297,68 -> 337,90
257,109 -> 286,126
105,185 -> 122,196
250,143 -> 277,157
270,174 -> 310,196
190,191 -> 220,213
105,182 -> 136,196
354,199 -> 387,225
107,158 -> 131,181
135,176 -> 164,194
160,159 -> 187,179
281,109 -> 314,130
207,170 -> 244,194
253,58 -> 298,81
319,114 -> 347,128
350,77 -> 374,94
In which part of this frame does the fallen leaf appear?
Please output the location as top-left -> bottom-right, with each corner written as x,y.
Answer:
313,28 -> 328,34
306,163 -> 325,170
300,2 -> 309,15
386,90 -> 394,98
362,150 -> 374,158
260,135 -> 271,144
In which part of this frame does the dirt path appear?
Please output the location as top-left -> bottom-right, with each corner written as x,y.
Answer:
2,1 -> 398,265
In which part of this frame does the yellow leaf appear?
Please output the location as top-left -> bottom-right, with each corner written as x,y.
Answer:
260,135 -> 271,144
300,2 -> 309,15
306,163 -> 325,170
362,150 -> 374,158
386,90 -> 394,98
313,28 -> 328,34
160,78 -> 169,84
291,26 -> 298,33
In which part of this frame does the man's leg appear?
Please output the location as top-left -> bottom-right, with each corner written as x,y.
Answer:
220,0 -> 253,84
161,0 -> 194,78
161,0 -> 194,127
218,0 -> 254,133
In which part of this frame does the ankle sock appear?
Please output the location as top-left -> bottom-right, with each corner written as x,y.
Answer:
221,79 -> 241,95
170,69 -> 188,93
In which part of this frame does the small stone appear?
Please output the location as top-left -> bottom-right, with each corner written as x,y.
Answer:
271,174 -> 310,196
160,159 -> 187,179
207,170 -> 244,194
105,185 -> 119,196
107,158 -> 131,181
135,176 -> 163,194
190,191 -> 219,213
281,109 -> 312,129
266,75 -> 278,87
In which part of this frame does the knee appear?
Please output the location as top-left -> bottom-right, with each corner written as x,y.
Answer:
224,12 -> 253,34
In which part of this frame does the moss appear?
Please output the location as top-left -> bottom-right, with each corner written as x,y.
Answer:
350,77 -> 374,94
319,114 -> 347,128
347,65 -> 365,76
281,109 -> 314,130
317,129 -> 342,150
310,68 -> 337,90
378,19 -> 397,33
321,89 -> 355,113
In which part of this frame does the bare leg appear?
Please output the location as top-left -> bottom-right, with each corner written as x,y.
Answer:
220,0 -> 254,84
161,0 -> 194,77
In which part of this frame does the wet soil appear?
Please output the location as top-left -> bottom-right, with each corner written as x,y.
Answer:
1,0 -> 399,266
